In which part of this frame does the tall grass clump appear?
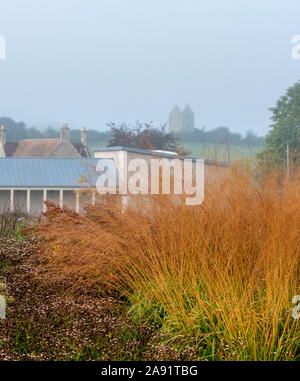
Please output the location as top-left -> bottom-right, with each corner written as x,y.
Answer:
34,167 -> 300,361
0,205 -> 26,238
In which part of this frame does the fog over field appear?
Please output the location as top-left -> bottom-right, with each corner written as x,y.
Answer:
1,0 -> 300,134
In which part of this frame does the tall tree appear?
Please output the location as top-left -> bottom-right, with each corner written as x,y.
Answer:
259,81 -> 300,166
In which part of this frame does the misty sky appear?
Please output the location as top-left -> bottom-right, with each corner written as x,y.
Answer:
0,0 -> 300,135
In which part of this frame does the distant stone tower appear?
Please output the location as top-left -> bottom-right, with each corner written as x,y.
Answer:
168,105 -> 195,133
182,105 -> 195,132
168,105 -> 183,133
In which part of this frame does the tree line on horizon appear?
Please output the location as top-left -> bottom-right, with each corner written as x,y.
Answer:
0,117 -> 111,144
174,126 -> 265,146
0,117 -> 265,147
2,79 -> 300,167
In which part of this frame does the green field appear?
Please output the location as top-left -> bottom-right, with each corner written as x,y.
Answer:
89,141 -> 264,163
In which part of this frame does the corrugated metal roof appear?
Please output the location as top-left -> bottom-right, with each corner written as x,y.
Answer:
0,158 -> 117,188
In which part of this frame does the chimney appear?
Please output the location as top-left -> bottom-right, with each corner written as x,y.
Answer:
81,127 -> 87,146
60,123 -> 70,142
0,125 -> 6,145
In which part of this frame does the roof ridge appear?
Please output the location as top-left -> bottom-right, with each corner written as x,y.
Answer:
0,157 -> 98,160
17,138 -> 60,142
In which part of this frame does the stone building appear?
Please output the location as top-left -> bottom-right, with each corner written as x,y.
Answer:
0,123 -> 90,158
168,105 -> 195,133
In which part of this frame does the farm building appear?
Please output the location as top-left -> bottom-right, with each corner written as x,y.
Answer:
93,146 -> 229,187
0,123 -> 90,158
0,158 -> 112,214
0,147 -> 229,215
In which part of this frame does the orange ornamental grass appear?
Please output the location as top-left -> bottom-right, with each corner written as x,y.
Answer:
34,166 -> 300,360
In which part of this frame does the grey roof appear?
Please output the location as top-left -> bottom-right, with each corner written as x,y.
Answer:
0,158 -> 117,188
93,146 -> 229,167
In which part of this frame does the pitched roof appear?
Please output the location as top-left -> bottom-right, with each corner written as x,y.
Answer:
4,142 -> 18,157
10,139 -> 61,157
4,139 -> 89,157
169,105 -> 182,115
183,104 -> 194,115
73,142 -> 90,157
0,158 -> 117,188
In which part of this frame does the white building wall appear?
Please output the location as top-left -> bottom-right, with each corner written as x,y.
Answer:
94,148 -> 229,197
0,189 -> 94,215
